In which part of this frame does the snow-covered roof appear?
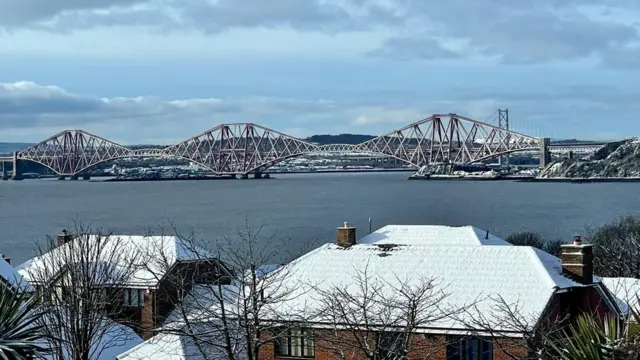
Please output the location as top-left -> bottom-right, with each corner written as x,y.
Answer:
42,318 -> 144,360
116,330 -> 245,360
164,284 -> 242,325
17,235 -> 217,288
601,277 -> 640,316
0,258 -> 31,291
268,243 -> 584,336
120,284 -> 246,360
358,225 -> 511,246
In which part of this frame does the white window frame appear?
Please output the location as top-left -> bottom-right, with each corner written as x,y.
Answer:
123,288 -> 146,307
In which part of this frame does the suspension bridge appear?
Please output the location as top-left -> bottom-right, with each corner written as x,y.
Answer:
1,113 -> 607,180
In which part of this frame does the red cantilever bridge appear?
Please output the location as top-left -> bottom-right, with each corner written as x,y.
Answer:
2,113 -> 605,177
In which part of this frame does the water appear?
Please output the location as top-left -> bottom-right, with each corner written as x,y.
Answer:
1,172 -> 639,264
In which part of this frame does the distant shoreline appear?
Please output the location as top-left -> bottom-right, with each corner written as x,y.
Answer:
520,177 -> 640,183
92,168 -> 415,182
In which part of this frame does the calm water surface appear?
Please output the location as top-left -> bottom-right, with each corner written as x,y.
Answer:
1,172 -> 639,264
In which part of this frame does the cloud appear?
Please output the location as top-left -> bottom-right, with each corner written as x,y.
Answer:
350,108 -> 428,126
0,0 -> 145,27
2,0 -> 640,66
368,38 -> 462,60
0,81 -> 423,143
1,81 -> 639,144
2,0 -> 383,33
370,0 -> 640,67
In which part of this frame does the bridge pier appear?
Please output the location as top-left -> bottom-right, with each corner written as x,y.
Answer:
11,152 -> 22,181
253,172 -> 263,179
69,175 -> 79,181
1,162 -> 8,181
567,151 -> 574,160
58,175 -> 66,180
539,138 -> 551,169
82,174 -> 91,180
240,174 -> 249,180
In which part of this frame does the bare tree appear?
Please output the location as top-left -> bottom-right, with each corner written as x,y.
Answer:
505,233 -> 566,257
586,216 -> 640,278
309,262 -> 467,360
21,224 -> 145,360
462,296 -> 569,360
140,219 -> 309,360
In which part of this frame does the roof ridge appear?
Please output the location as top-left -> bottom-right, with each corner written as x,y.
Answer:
525,246 -> 564,288
465,226 -> 482,244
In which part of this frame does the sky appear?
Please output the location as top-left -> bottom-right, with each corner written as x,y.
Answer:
0,0 -> 639,144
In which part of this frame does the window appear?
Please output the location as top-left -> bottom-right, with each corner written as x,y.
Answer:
123,288 -> 146,307
377,331 -> 405,359
275,328 -> 315,357
446,336 -> 493,360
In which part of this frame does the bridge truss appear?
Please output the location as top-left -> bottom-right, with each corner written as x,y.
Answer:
9,114 -> 598,176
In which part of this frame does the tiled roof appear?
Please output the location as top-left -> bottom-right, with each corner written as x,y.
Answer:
267,243 -> 582,336
358,225 -> 511,246
17,235 -> 215,288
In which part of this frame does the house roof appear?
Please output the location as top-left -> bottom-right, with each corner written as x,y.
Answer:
120,284 -> 247,360
164,284 -> 242,325
601,277 -> 640,316
162,264 -> 282,326
17,235 -> 216,288
41,318 -> 144,360
266,243 -> 584,336
0,258 -> 31,291
358,225 -> 511,246
116,330 -> 245,360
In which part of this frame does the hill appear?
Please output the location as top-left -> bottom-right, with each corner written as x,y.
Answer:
0,143 -> 32,155
539,139 -> 640,178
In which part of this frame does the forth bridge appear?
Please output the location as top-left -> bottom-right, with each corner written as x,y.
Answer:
0,113 -> 607,180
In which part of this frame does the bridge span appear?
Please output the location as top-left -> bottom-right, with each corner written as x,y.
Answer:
1,113 -> 607,180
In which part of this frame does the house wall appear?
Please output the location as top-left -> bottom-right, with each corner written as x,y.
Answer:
108,260 -> 230,338
546,285 -> 614,328
258,330 -> 527,360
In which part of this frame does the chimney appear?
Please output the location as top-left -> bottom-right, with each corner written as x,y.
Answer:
57,229 -> 73,246
560,234 -> 593,284
337,221 -> 356,247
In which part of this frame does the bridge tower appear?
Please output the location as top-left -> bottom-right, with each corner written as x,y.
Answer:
12,152 -> 23,181
539,138 -> 551,169
498,109 -> 509,169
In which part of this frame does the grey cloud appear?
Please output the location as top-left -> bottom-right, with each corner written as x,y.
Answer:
3,0 -> 384,33
368,37 -> 461,60
369,0 -> 640,67
0,82 -> 354,143
0,0 -> 144,27
4,0 -> 640,67
1,81 -> 639,144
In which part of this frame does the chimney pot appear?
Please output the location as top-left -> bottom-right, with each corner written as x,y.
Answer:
57,229 -> 74,246
573,233 -> 582,245
337,221 -> 356,247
